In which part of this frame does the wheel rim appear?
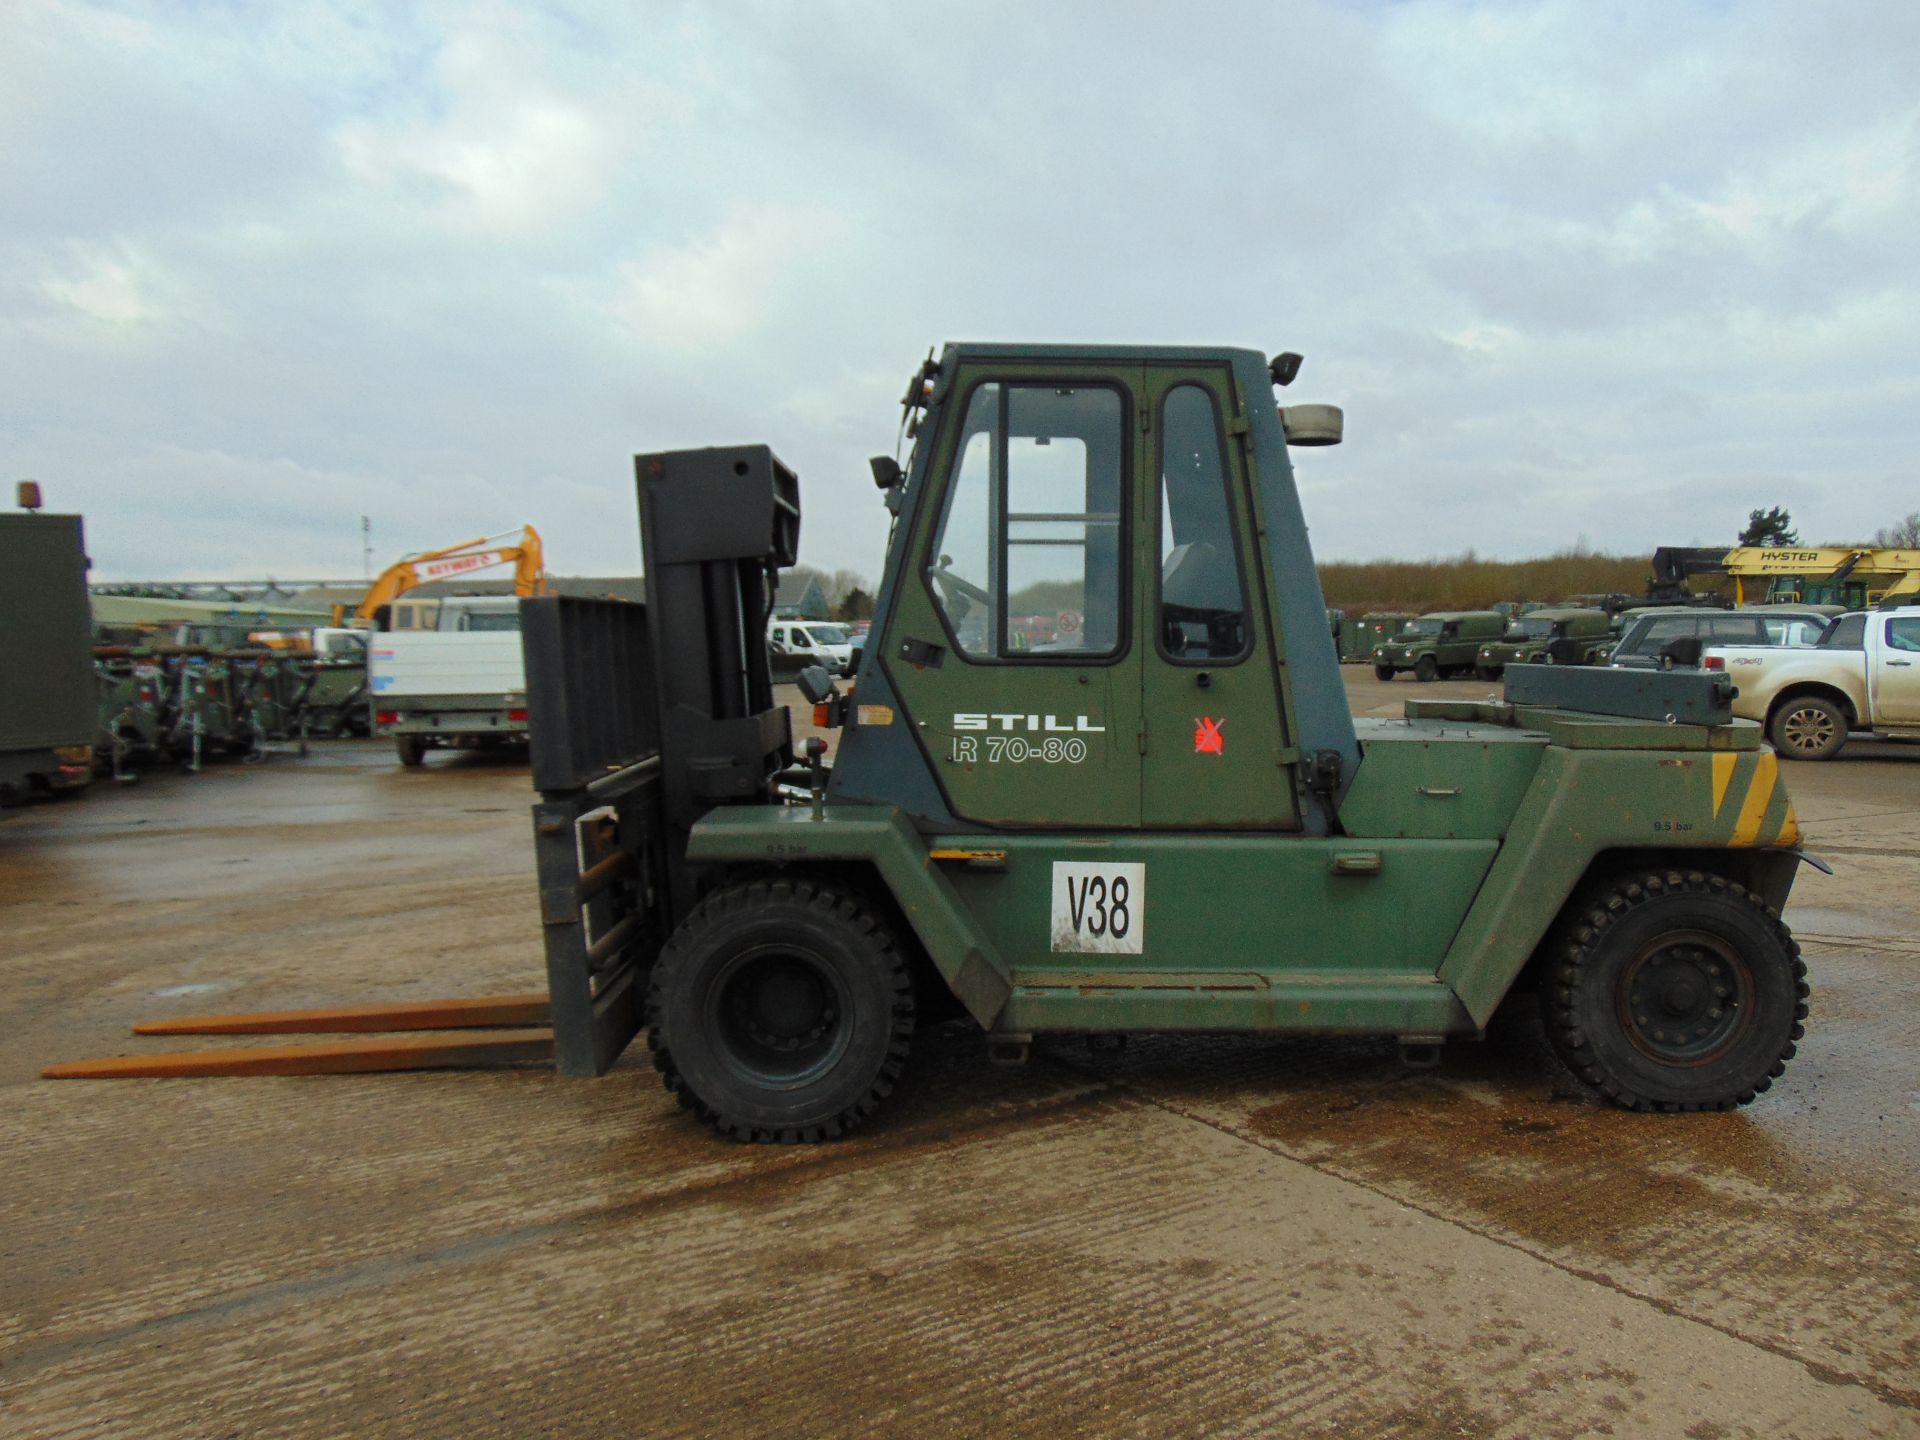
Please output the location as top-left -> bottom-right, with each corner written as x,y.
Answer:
707,944 -> 853,1090
1616,929 -> 1754,1065
1781,706 -> 1836,753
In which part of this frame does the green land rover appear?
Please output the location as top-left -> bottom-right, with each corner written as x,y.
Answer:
1475,607 -> 1614,678
1372,610 -> 1508,681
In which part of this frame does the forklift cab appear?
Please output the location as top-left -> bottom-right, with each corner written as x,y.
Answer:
837,346 -> 1355,836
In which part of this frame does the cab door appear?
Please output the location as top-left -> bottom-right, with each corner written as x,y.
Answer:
1138,367 -> 1300,830
1876,614 -> 1920,722
883,363 -> 1145,828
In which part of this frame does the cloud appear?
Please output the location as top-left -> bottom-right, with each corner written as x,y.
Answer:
1,0 -> 1917,585
39,246 -> 168,327
603,205 -> 851,350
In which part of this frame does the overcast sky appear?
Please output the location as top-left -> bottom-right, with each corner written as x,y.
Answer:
4,0 -> 1916,584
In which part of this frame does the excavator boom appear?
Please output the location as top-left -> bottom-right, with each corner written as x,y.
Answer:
338,525 -> 550,627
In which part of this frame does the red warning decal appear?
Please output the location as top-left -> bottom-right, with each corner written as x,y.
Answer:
1194,716 -> 1225,755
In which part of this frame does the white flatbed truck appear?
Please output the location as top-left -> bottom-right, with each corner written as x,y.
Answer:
368,596 -> 528,766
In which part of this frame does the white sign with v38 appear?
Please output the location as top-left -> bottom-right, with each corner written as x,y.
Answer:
1049,862 -> 1145,954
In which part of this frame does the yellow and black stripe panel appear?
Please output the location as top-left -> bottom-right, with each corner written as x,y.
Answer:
1710,750 -> 1800,848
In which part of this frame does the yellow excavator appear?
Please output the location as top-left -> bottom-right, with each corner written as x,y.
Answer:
333,526 -> 550,629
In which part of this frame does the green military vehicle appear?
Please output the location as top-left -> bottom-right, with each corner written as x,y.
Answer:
1336,611 -> 1415,663
519,343 -> 1813,1143
1,489 -> 96,804
1474,607 -> 1615,679
1371,610 -> 1508,682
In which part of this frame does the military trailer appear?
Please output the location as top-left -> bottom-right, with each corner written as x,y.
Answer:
93,649 -> 169,777
491,343 -> 1817,1148
297,629 -> 371,737
0,493 -> 96,804
1370,610 -> 1508,681
1474,608 -> 1614,679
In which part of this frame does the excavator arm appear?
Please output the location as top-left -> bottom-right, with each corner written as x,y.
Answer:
338,526 -> 550,627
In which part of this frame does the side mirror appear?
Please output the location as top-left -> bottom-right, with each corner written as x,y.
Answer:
796,665 -> 837,705
870,455 -> 903,490
1269,353 -> 1303,387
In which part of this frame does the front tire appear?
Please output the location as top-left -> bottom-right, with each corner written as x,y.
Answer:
1540,870 -> 1808,1111
647,878 -> 914,1143
1474,662 -> 1498,681
1767,695 -> 1847,761
1373,663 -> 1396,683
1413,655 -> 1439,683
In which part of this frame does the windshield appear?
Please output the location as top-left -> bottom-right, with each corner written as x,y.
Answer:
1401,618 -> 1443,637
803,624 -> 850,644
319,632 -> 367,657
1510,618 -> 1555,638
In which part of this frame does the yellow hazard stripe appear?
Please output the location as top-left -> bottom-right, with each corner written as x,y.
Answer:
1711,752 -> 1738,817
1774,793 -> 1803,848
1730,751 -> 1778,846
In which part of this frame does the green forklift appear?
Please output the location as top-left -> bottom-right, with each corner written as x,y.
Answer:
512,344 -> 1813,1143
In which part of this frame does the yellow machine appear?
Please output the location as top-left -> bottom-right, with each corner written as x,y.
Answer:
333,527 -> 550,628
1721,548 -> 1920,608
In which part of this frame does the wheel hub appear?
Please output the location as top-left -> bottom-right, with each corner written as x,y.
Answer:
1620,935 -> 1750,1063
710,947 -> 852,1085
1783,707 -> 1835,751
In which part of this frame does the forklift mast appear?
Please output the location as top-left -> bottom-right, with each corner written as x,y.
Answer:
519,445 -> 800,1075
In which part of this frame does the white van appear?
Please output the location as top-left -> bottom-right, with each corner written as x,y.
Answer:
768,620 -> 858,676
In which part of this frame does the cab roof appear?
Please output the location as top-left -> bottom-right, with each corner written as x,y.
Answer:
941,342 -> 1265,366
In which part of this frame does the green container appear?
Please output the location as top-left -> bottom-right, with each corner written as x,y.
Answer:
0,512 -> 95,799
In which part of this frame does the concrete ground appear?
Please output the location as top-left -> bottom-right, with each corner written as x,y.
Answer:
2,675 -> 1917,1439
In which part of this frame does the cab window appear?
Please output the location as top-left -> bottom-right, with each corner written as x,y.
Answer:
1635,617 -> 1700,651
1703,616 -> 1762,643
1760,615 -> 1826,645
926,381 -> 1126,660
1157,385 -> 1249,662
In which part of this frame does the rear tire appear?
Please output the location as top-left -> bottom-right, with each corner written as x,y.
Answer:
647,878 -> 914,1143
1539,870 -> 1807,1111
395,735 -> 426,767
1413,655 -> 1439,683
1767,695 -> 1847,761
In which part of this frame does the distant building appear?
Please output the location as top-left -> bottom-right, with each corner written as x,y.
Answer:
773,573 -> 829,620
411,575 -> 648,603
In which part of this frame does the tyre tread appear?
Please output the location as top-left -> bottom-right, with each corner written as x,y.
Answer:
1538,868 -> 1808,1112
645,877 -> 914,1144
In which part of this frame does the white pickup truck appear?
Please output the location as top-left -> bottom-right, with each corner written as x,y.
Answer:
1706,605 -> 1920,760
367,596 -> 527,766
